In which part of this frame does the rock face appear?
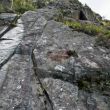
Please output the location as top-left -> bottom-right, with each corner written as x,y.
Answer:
0,0 -> 110,110
0,13 -> 17,21
36,0 -> 99,21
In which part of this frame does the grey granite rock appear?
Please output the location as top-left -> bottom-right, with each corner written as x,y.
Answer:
34,20 -> 110,80
0,13 -> 17,22
0,5 -> 109,110
0,18 -> 24,92
33,0 -> 101,22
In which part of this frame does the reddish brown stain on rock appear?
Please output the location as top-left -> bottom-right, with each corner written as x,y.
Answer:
47,50 -> 78,61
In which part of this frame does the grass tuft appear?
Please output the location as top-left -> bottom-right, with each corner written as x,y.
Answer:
55,16 -> 110,48
12,0 -> 36,14
63,20 -> 105,36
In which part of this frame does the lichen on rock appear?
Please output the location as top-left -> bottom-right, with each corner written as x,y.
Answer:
0,0 -> 110,110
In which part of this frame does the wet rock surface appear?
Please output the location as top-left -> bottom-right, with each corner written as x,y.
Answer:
0,13 -> 17,22
0,1 -> 110,110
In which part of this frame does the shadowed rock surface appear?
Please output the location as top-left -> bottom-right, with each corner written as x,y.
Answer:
0,0 -> 110,110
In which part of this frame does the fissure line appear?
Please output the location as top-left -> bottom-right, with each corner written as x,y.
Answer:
31,49 -> 54,110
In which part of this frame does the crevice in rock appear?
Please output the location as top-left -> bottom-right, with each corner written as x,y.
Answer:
0,38 -> 12,41
0,26 -> 12,38
31,49 -> 54,110
35,66 -> 110,96
0,45 -> 18,69
79,11 -> 87,20
0,15 -> 20,39
35,68 -> 75,84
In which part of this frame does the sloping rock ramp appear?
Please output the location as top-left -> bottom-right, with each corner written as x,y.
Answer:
0,8 -> 110,110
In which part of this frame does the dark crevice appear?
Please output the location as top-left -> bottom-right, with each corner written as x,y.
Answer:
79,11 -> 87,20
0,15 -> 20,39
0,38 -> 13,41
35,68 -> 75,84
31,49 -> 54,110
0,45 -> 19,69
34,67 -> 110,95
0,45 -> 20,92
0,26 -> 12,38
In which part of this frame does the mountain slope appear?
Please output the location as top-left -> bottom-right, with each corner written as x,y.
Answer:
0,0 -> 110,109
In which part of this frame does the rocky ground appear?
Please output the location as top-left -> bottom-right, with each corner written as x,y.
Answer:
0,0 -> 110,110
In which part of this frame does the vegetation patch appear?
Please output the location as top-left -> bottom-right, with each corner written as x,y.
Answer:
77,71 -> 110,95
64,20 -> 104,35
0,0 -> 37,14
0,4 -> 4,12
55,15 -> 110,48
34,0 -> 53,8
0,4 -> 6,13
96,34 -> 110,48
12,0 -> 36,14
101,19 -> 110,27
